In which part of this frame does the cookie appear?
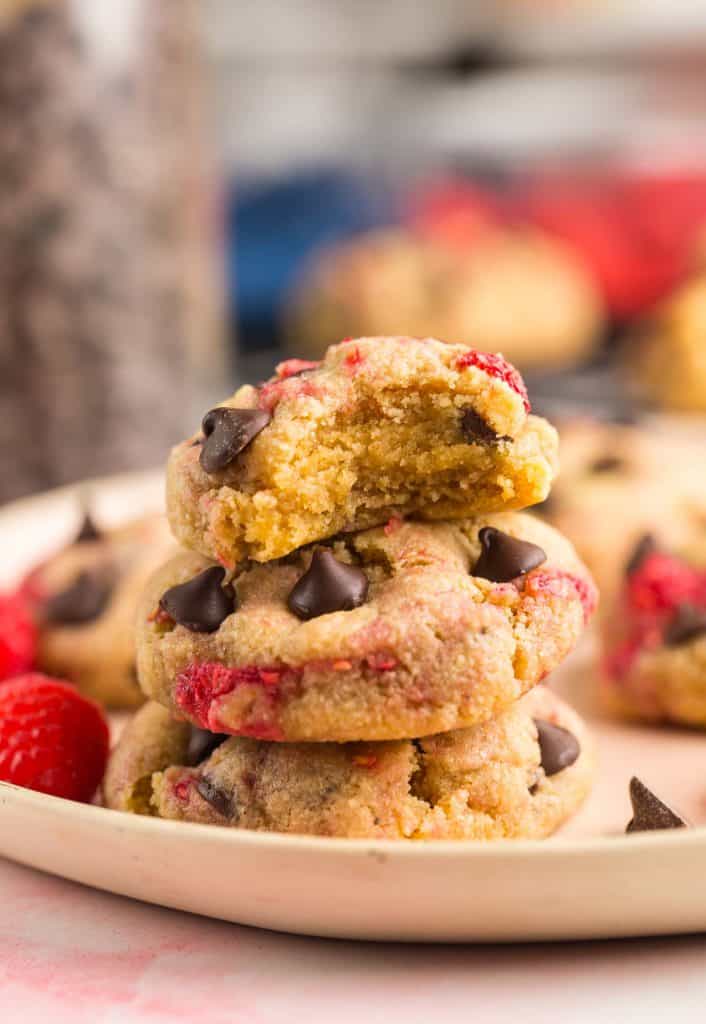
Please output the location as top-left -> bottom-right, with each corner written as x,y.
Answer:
136,513 -> 596,742
602,537 -> 706,727
283,228 -> 603,371
628,274 -> 706,412
167,336 -> 558,566
104,687 -> 594,840
23,514 -> 175,708
539,415 -> 706,611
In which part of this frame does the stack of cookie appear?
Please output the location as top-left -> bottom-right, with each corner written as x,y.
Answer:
105,337 -> 598,840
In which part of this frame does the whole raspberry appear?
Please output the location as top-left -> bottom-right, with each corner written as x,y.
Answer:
0,674 -> 109,801
0,592 -> 37,682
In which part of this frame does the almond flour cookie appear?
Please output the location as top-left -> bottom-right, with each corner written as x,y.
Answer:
602,536 -> 706,727
136,514 -> 596,742
166,336 -> 559,566
104,687 -> 594,840
540,415 -> 706,610
283,228 -> 603,371
628,274 -> 706,412
23,514 -> 175,708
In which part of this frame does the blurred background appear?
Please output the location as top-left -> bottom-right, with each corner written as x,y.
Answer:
3,0 -> 706,503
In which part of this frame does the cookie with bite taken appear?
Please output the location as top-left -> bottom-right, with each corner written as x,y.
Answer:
166,336 -> 559,567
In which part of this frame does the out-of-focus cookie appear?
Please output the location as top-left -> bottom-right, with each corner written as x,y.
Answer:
167,335 -> 559,567
628,274 -> 706,412
136,514 -> 596,742
23,514 -> 175,708
283,228 -> 604,371
104,687 -> 594,840
539,415 -> 706,611
602,535 -> 706,728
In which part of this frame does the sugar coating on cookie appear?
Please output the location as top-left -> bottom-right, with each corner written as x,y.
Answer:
103,687 -> 594,840
166,336 -> 559,566
136,513 -> 596,743
602,539 -> 706,727
23,515 -> 175,708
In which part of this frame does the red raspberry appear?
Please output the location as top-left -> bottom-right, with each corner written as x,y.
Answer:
0,674 -> 109,801
626,552 -> 706,617
455,349 -> 530,412
0,592 -> 37,682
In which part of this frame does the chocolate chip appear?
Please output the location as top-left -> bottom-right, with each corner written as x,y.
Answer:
199,407 -> 271,474
625,533 -> 657,576
460,408 -> 510,444
287,548 -> 369,621
664,604 -> 706,647
589,455 -> 625,474
626,777 -> 687,833
195,777 -> 233,818
160,567 -> 236,633
534,719 -> 580,777
44,570 -> 114,625
74,513 -> 101,544
187,728 -> 229,766
472,527 -> 547,583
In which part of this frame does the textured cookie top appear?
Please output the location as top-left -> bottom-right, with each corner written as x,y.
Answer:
137,513 -> 596,742
104,687 -> 594,840
167,335 -> 558,565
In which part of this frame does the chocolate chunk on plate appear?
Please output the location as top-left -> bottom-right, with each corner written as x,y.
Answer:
626,777 -> 688,833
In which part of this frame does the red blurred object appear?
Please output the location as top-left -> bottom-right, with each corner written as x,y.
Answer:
0,592 -> 37,682
407,171 -> 706,320
0,674 -> 109,802
521,175 -> 699,318
406,178 -> 502,249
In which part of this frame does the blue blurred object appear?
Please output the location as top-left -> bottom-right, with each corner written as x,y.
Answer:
228,170 -> 394,350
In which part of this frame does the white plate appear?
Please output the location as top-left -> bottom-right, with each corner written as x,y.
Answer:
1,473 -> 706,943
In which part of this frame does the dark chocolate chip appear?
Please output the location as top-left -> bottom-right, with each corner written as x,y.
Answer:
626,777 -> 687,833
159,567 -> 236,633
460,408 -> 510,445
472,527 -> 547,583
195,777 -> 233,818
534,719 -> 580,777
287,548 -> 369,621
199,406 -> 271,474
589,455 -> 625,474
663,604 -> 706,647
44,570 -> 114,625
625,533 -> 657,577
74,513 -> 101,543
187,728 -> 229,766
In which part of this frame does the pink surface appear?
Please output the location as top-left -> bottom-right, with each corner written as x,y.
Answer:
2,854 -> 706,1023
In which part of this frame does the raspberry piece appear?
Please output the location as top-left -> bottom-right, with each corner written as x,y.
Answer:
0,674 -> 109,801
175,662 -> 289,739
0,592 -> 37,682
455,350 -> 530,413
524,570 -> 598,623
626,552 -> 706,617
